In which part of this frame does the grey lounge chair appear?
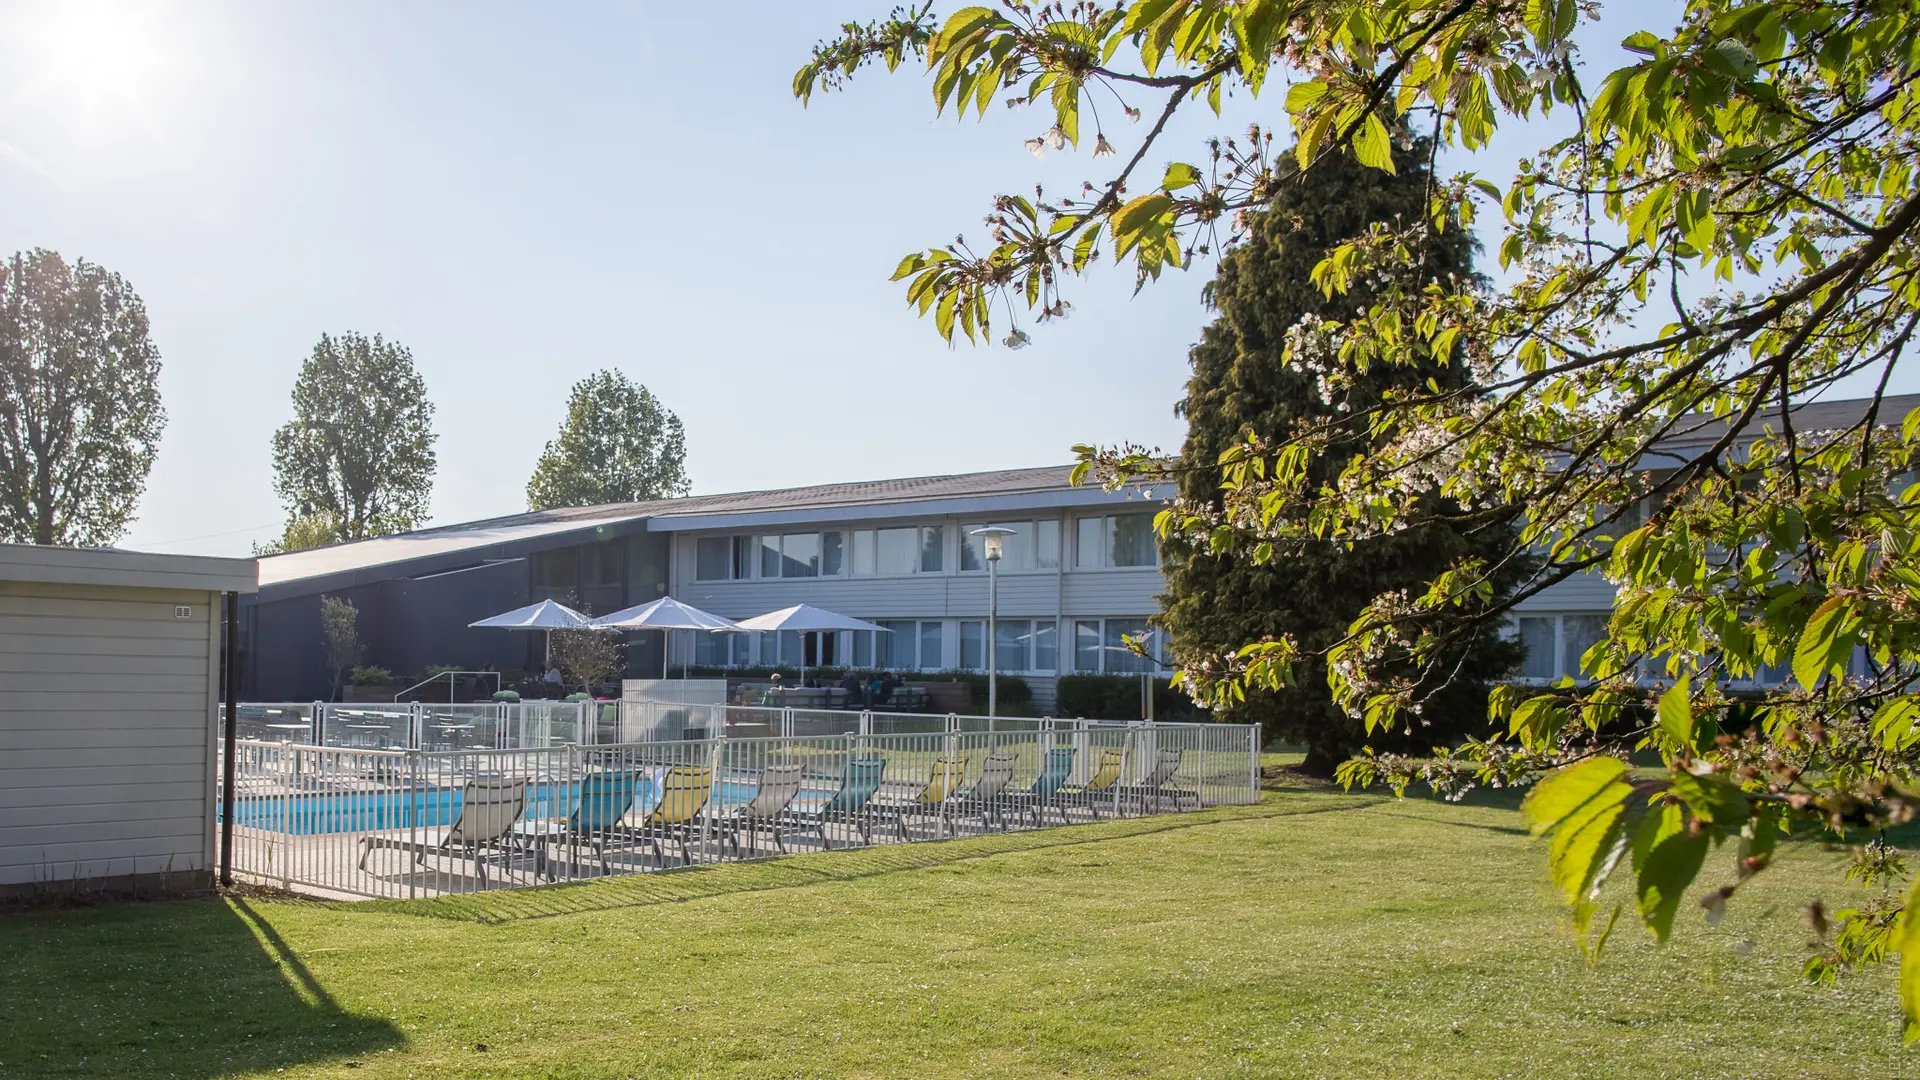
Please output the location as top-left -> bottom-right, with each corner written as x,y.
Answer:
357,777 -> 530,886
1113,747 -> 1196,814
713,763 -> 806,855
946,751 -> 1018,834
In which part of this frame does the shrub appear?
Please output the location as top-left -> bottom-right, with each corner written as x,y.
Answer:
1055,674 -> 1203,723
349,665 -> 394,686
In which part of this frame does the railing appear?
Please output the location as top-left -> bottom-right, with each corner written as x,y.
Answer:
217,717 -> 1260,900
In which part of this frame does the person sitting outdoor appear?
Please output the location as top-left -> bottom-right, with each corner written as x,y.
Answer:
759,672 -> 785,705
838,671 -> 864,706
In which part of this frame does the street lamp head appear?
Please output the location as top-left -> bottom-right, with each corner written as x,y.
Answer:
970,524 -> 1016,562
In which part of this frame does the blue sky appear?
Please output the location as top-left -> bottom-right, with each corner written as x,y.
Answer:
3,1 -> 1899,556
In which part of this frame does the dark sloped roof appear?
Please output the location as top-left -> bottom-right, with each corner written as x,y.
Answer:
1653,392 -> 1920,452
258,465 -> 1081,588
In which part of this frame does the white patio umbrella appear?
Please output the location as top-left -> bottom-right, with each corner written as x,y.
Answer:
734,603 -> 891,686
468,599 -> 592,669
592,596 -> 745,679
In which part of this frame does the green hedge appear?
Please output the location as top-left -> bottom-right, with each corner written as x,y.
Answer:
1055,674 -> 1203,723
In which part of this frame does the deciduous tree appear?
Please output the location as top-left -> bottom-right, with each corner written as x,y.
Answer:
796,0 -> 1920,1028
271,332 -> 436,541
526,370 -> 689,510
320,594 -> 364,701
0,249 -> 165,545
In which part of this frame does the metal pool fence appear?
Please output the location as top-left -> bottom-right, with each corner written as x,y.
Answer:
219,712 -> 1260,899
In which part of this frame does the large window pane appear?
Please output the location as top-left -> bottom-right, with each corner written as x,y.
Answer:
919,526 -> 945,573
918,621 -> 943,669
758,631 -> 779,666
876,620 -> 916,668
1075,518 -> 1103,569
1035,519 -> 1060,569
821,532 -> 844,575
1105,618 -> 1153,673
876,528 -> 918,575
1074,620 -> 1102,672
1518,617 -> 1556,680
1109,514 -> 1158,567
996,619 -> 1029,672
999,522 -> 1032,569
959,527 -> 985,572
695,632 -> 728,666
532,547 -> 577,591
730,633 -> 750,666
780,630 -> 804,667
582,540 -> 622,587
852,530 -> 875,575
732,536 -> 752,579
759,535 -> 781,579
781,533 -> 820,578
959,620 -> 985,670
695,537 -> 731,581
853,630 -> 873,668
1562,614 -> 1609,679
1033,620 -> 1056,672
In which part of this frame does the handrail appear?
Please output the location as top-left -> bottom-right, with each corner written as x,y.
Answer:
393,670 -> 502,703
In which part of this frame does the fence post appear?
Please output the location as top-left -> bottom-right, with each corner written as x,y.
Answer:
703,728 -> 725,864
407,749 -> 421,900
1248,725 -> 1259,805
781,707 -> 795,739
310,701 -> 324,744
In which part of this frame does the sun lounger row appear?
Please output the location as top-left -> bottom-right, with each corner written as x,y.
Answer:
355,746 -> 1202,886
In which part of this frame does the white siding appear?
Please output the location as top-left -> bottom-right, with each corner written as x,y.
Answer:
0,581 -> 219,888
1514,569 -> 1618,613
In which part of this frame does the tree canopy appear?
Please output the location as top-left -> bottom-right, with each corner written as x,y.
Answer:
796,0 -> 1920,1032
0,249 -> 165,546
271,332 -> 437,542
526,370 -> 690,511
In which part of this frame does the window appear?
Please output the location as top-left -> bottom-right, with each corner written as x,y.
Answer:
781,630 -> 804,666
581,540 -> 622,587
959,620 -> 985,669
1515,613 -> 1612,682
876,528 -> 918,574
757,631 -> 779,666
695,632 -> 730,666
995,619 -> 1029,673
1035,520 -> 1060,569
1105,619 -> 1154,673
1075,518 -> 1102,569
919,526 -> 944,572
821,532 -> 844,576
960,522 -> 1038,571
852,530 -> 876,575
1109,515 -> 1158,567
730,633 -> 750,666
1074,620 -> 1101,671
1033,620 -> 1057,671
876,620 -> 916,668
781,533 -> 820,578
851,629 -> 873,668
532,547 -> 577,591
732,536 -> 752,579
695,537 -> 731,581
918,621 -> 944,669
759,535 -> 781,578
959,530 -> 985,572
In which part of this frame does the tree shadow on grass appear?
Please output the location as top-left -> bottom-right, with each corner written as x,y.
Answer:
0,896 -> 402,1078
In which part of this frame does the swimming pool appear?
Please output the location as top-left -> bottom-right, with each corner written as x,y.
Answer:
225,776 -> 761,835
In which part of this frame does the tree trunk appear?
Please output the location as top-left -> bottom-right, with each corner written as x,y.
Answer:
1296,742 -> 1345,779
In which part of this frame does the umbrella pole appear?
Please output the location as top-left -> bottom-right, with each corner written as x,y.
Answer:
662,629 -> 670,681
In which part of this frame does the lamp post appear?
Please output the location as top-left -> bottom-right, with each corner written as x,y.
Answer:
970,526 -> 1016,716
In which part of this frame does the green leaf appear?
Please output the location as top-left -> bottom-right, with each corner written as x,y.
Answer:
1621,30 -> 1662,56
1162,161 -> 1202,191
1657,677 -> 1694,747
1284,80 -> 1328,113
1352,113 -> 1394,173
1872,696 -> 1920,750
1793,596 -> 1854,690
1631,801 -> 1710,941
1899,875 -> 1920,1041
1545,776 -> 1632,906
1523,757 -> 1631,836
1667,771 -> 1748,827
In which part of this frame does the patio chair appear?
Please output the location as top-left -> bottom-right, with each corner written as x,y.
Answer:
945,751 -> 1019,834
878,757 -> 969,841
356,777 -> 530,886
515,769 -> 641,881
631,764 -> 715,866
1058,748 -> 1129,821
780,757 -> 888,850
1001,746 -> 1078,827
1113,747 -> 1197,814
711,763 -> 806,856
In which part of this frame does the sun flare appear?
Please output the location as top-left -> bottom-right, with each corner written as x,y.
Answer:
24,1 -> 172,122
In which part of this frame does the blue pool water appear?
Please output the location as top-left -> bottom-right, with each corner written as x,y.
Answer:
225,777 -> 759,835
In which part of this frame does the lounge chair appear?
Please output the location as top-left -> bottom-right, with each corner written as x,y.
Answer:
711,763 -> 805,856
631,764 -> 715,866
357,777 -> 530,886
514,769 -> 641,881
1058,748 -> 1128,821
879,757 -> 969,841
945,751 -> 1019,834
780,757 -> 887,849
1114,747 -> 1198,814
1001,746 -> 1077,827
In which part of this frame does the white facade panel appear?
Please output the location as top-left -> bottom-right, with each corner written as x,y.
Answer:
1514,569 -> 1618,613
0,574 -> 239,891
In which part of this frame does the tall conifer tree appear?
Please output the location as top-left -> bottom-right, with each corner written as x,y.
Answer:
1161,135 -> 1522,774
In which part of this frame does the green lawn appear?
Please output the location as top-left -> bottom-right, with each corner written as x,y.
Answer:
2,781 -> 1913,1079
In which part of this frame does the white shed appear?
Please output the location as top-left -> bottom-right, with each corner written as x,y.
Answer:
0,543 -> 256,897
